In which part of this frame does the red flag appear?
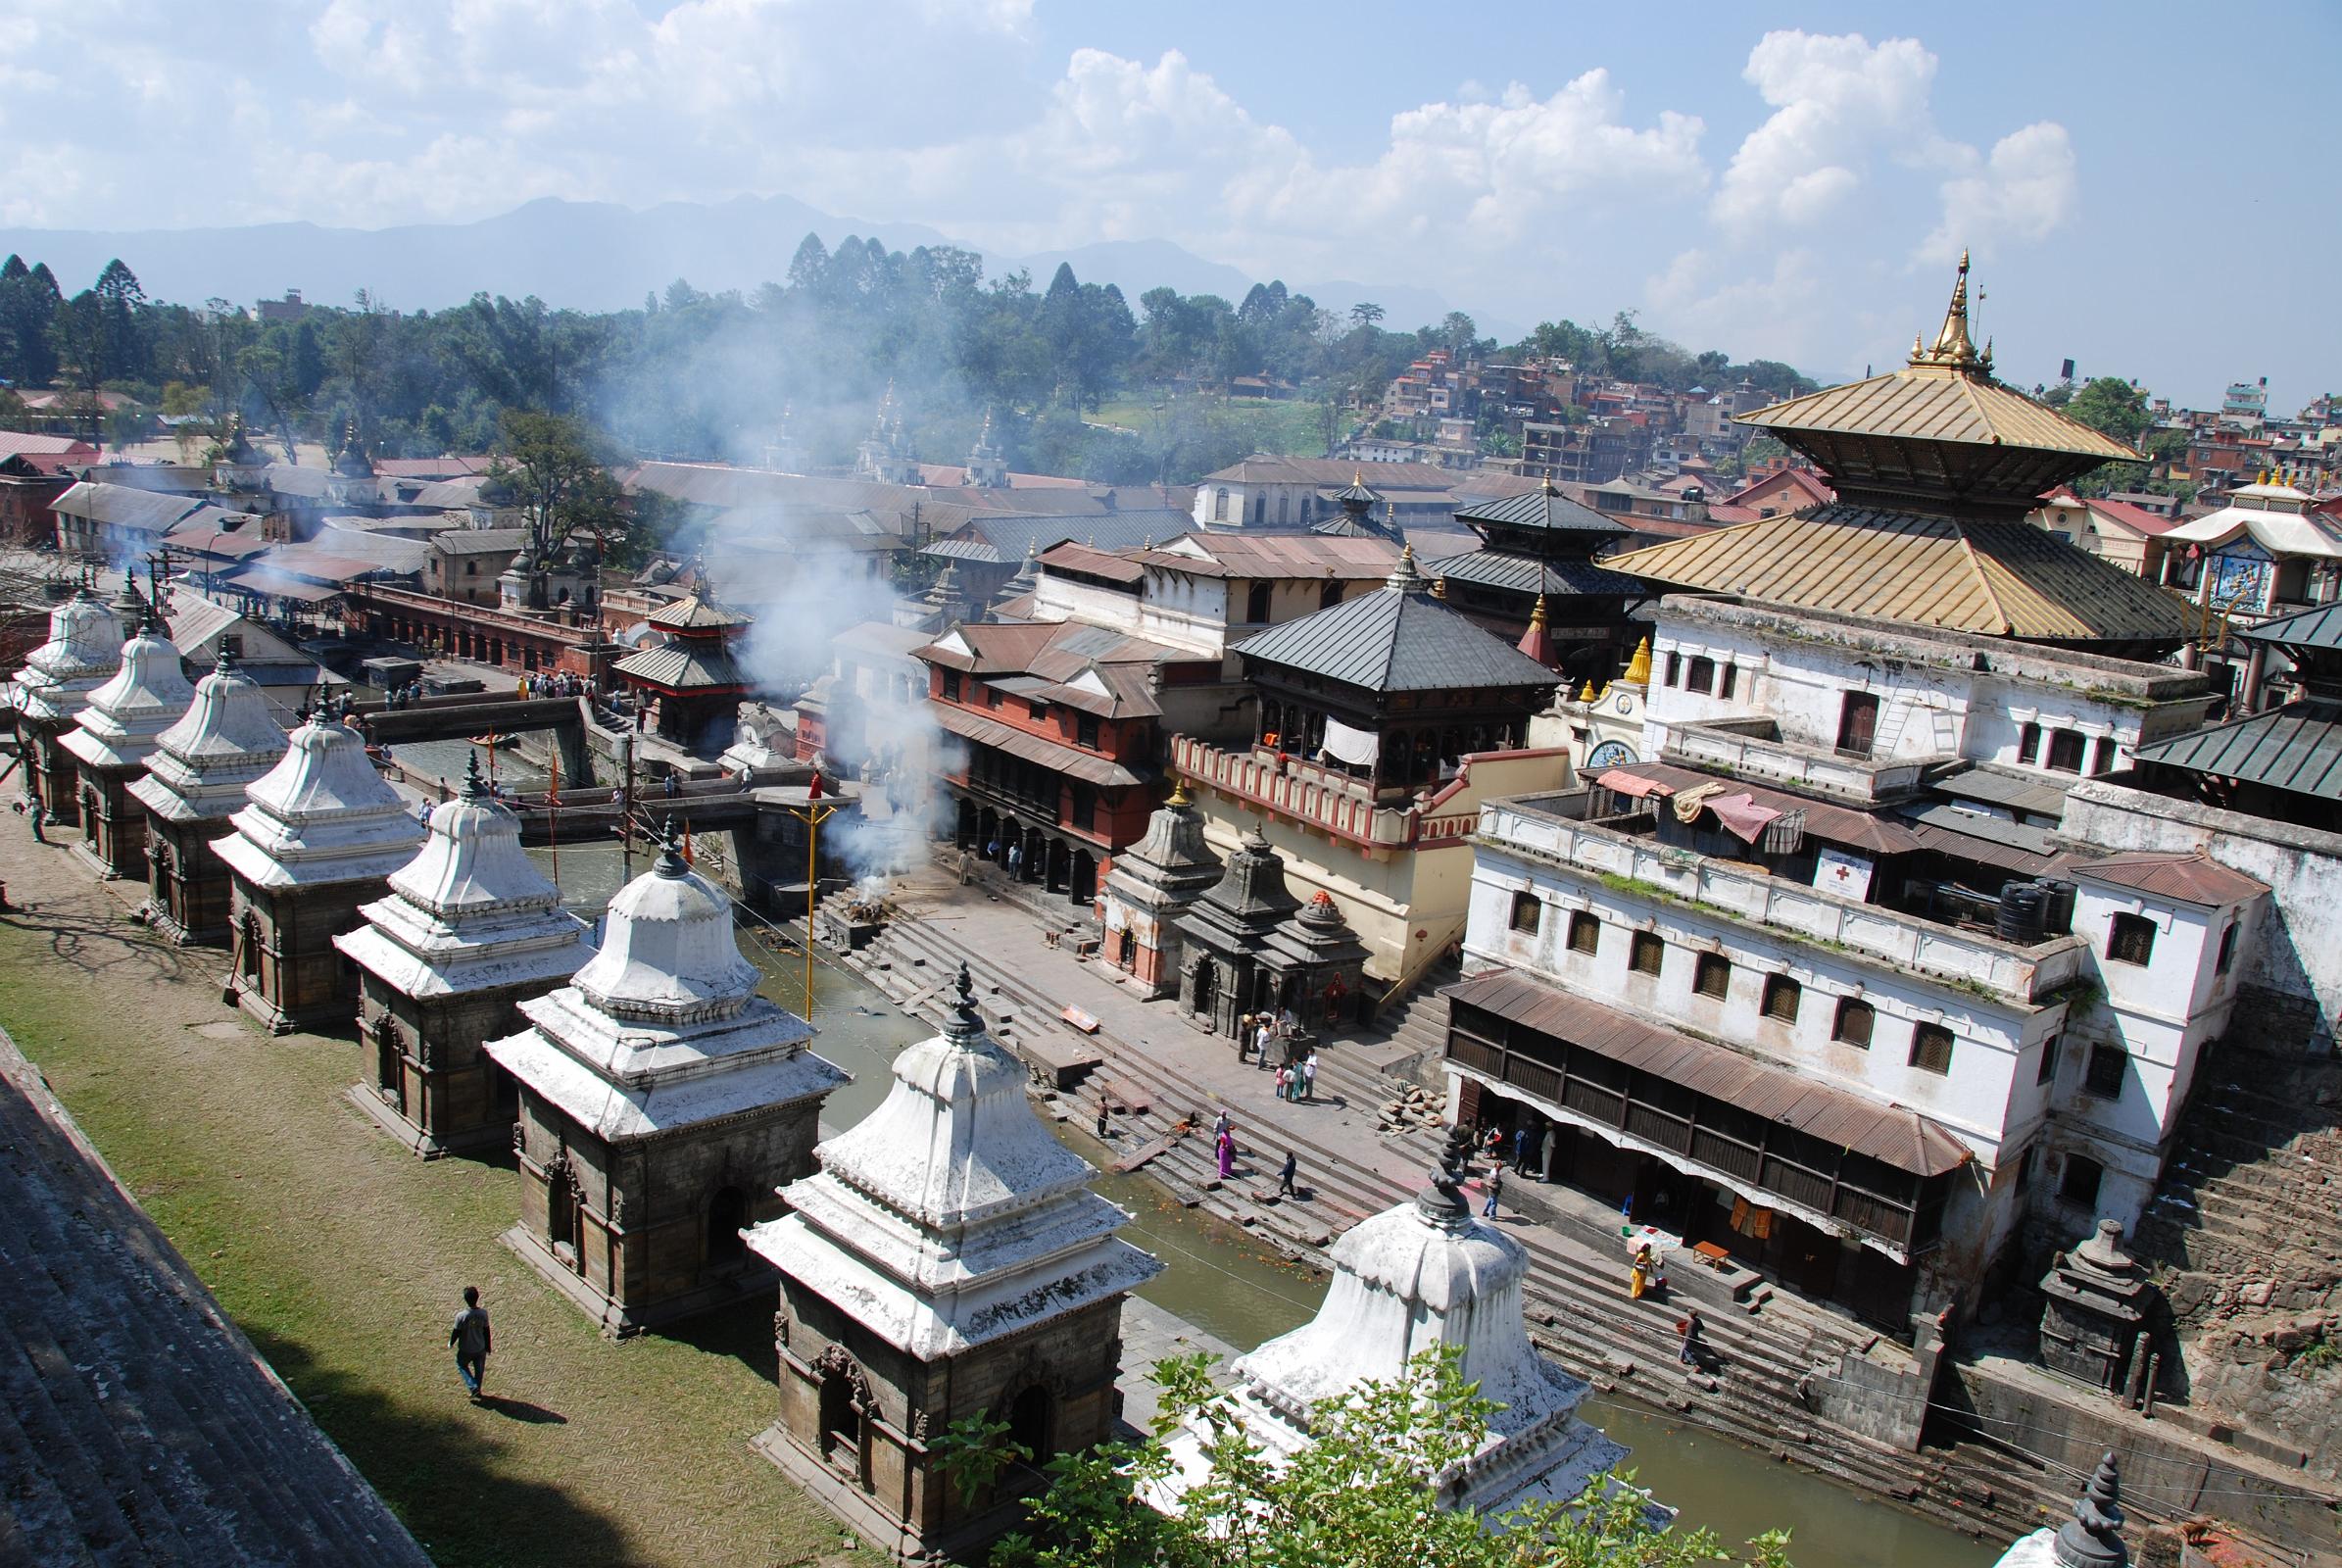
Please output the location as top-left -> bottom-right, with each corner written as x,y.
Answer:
807,770 -> 823,800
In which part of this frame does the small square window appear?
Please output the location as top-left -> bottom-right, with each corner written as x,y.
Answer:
1509,891 -> 1540,935
1760,974 -> 1801,1023
2107,912 -> 2156,966
2060,1153 -> 2104,1207
1717,662 -> 1738,701
1629,932 -> 1664,976
1692,953 -> 1731,1000
2091,736 -> 2119,774
1567,911 -> 1600,956
1685,656 -> 1716,694
1077,713 -> 1100,750
2084,1044 -> 2127,1099
1833,998 -> 1875,1048
1909,1023 -> 1955,1075
1663,652 -> 1681,687
1028,698 -> 1048,720
2046,730 -> 2086,773
2018,722 -> 2042,764
985,684 -> 1001,709
2036,1032 -> 2062,1086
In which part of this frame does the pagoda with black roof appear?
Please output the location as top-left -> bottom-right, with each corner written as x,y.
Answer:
1232,547 -> 1562,802
1310,472 -> 1402,542
1609,256 -> 2188,658
613,584 -> 754,756
1437,476 -> 1652,682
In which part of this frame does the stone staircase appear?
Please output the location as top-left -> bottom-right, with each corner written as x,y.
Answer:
0,1035 -> 432,1566
844,912 -> 2039,1542
2131,1049 -> 2342,1325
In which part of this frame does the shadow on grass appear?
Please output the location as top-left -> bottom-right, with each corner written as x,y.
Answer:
245,1322 -> 635,1568
659,1292 -> 780,1390
476,1396 -> 567,1425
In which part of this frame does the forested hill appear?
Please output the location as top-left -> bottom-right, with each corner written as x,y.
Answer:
0,233 -> 1820,488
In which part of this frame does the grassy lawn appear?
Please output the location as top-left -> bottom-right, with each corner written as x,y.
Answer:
1090,393 -> 1350,457
0,844 -> 862,1568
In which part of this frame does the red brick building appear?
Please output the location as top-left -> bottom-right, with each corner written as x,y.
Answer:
916,620 -> 1211,906
0,432 -> 96,547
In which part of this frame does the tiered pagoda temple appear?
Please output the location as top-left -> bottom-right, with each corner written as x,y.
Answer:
1437,477 -> 1651,685
129,654 -> 287,946
11,581 -> 129,827
746,963 -> 1162,1562
213,706 -> 427,1033
1609,256 -> 2187,657
1150,1127 -> 1647,1524
1175,827 -> 1368,1038
613,588 -> 754,757
60,606 -> 195,880
336,757 -> 591,1158
1097,782 -> 1223,997
486,823 -> 845,1334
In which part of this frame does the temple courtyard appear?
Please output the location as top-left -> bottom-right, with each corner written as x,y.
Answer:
0,824 -> 866,1568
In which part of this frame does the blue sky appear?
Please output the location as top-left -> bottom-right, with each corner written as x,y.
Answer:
5,0 -> 2332,410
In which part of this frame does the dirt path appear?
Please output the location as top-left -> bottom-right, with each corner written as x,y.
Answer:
0,823 -> 862,1568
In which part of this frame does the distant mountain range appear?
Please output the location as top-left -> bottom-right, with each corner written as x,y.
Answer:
0,195 -> 1505,337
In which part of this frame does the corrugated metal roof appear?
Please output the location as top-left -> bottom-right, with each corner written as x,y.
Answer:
1895,804 -> 2060,875
1451,485 -> 1629,536
1740,366 -> 2140,462
1433,550 -> 1648,599
645,592 -> 751,631
49,481 -> 203,533
961,510 -> 1181,560
1444,967 -> 1973,1177
929,702 -> 1142,787
1137,532 -> 1400,578
1039,542 -> 1145,584
1604,503 -> 2188,644
2130,698 -> 2342,800
2241,603 -> 2342,653
429,528 -> 529,556
2053,850 -> 2267,906
1234,584 -> 1563,695
1931,765 -> 2070,818
611,643 -> 749,691
1594,761 -> 1923,855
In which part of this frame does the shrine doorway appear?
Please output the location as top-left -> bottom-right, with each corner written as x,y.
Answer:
1003,1382 -> 1054,1469
818,1370 -> 861,1467
707,1185 -> 748,1264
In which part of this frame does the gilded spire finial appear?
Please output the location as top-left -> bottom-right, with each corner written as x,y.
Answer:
1166,777 -> 1190,808
1912,249 -> 1984,373
1528,593 -> 1549,629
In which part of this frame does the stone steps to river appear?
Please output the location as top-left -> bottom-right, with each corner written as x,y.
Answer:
847,915 -> 2033,1541
0,1031 -> 433,1566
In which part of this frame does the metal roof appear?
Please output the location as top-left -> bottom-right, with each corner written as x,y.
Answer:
1039,542 -> 1145,584
49,481 -> 203,533
1604,503 -> 2189,644
1930,764 -> 2070,819
1451,485 -> 1629,536
1233,583 -> 1563,696
1591,761 -> 1924,855
2241,602 -> 2342,653
644,592 -> 751,631
611,642 -> 750,691
1895,803 -> 2061,875
2052,850 -> 2267,906
1444,967 -> 1974,1178
1433,550 -> 1649,599
1739,366 -> 2139,463
2129,698 -> 2342,801
958,509 -> 1181,561
429,527 -> 529,556
929,702 -> 1143,787
1135,532 -> 1401,579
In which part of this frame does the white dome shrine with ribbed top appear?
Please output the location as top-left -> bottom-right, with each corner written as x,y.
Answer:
61,619 -> 196,772
12,585 -> 127,724
128,655 -> 287,827
335,759 -> 589,1001
483,829 -> 845,1145
747,963 -> 1162,1359
211,709 -> 425,891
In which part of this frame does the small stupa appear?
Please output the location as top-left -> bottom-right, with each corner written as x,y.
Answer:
746,962 -> 1162,1561
10,579 -> 129,827
336,755 -> 591,1157
1993,1452 -> 2127,1568
485,819 -> 846,1334
1150,1125 -> 1647,1525
60,603 -> 196,880
129,652 -> 288,945
212,701 -> 427,1033
1097,781 -> 1224,996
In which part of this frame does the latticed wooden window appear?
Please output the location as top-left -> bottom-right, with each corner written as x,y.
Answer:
1909,1023 -> 1955,1075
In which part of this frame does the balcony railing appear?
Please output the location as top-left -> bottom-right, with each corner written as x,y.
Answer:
1663,718 -> 1953,807
1170,734 -> 1485,849
1479,795 -> 2083,1004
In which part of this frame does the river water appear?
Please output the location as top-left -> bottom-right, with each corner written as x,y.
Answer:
519,838 -> 1994,1568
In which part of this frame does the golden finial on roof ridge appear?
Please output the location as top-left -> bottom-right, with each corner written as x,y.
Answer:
1431,576 -> 1446,599
1622,634 -> 1652,685
1167,778 -> 1191,808
1528,593 -> 1549,628
1911,249 -> 1984,373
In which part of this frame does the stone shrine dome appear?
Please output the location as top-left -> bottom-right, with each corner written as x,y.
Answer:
14,586 -> 127,722
748,964 -> 1162,1358
213,710 -> 426,891
61,622 -> 196,771
570,834 -> 761,1024
338,760 -> 588,1002
129,656 -> 288,825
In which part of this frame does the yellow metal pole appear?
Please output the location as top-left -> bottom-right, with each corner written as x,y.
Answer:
805,805 -> 817,1021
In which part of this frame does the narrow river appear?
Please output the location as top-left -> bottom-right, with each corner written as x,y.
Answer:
516,835 -> 1995,1568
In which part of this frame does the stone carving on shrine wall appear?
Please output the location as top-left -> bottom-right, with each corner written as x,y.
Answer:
773,1309 -> 790,1348
812,1345 -> 877,1413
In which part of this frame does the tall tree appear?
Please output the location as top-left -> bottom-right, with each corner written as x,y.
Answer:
489,409 -> 628,567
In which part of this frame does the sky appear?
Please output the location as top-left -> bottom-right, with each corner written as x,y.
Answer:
4,0 -> 2334,411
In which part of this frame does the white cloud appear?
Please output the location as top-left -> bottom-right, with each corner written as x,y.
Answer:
1923,122 -> 2078,264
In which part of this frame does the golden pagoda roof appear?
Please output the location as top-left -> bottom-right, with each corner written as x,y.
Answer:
1605,503 -> 2187,646
1738,254 -> 2140,467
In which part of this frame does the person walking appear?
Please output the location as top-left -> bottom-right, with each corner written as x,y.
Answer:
450,1286 -> 492,1399
1514,1125 -> 1534,1175
1300,1050 -> 1319,1102
1096,1091 -> 1111,1141
1216,1128 -> 1235,1180
1278,1150 -> 1298,1198
1212,1108 -> 1231,1144
1677,1310 -> 1703,1368
1480,1165 -> 1504,1219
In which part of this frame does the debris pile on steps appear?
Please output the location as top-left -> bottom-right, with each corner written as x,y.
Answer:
1378,1083 -> 1444,1137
